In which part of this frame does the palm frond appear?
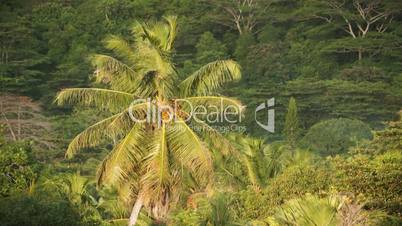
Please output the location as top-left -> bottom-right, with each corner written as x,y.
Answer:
270,194 -> 342,226
97,123 -> 145,186
179,60 -> 241,96
65,113 -> 123,158
163,15 -> 177,51
107,103 -> 149,139
55,88 -> 135,112
132,16 -> 177,52
241,155 -> 261,187
68,102 -> 149,163
186,116 -> 238,156
130,17 -> 177,98
141,123 -> 171,202
167,118 -> 213,182
91,54 -> 139,92
133,21 -> 160,47
104,35 -> 137,64
117,178 -> 138,206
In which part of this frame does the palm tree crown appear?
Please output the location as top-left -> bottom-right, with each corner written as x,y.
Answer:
55,16 -> 242,224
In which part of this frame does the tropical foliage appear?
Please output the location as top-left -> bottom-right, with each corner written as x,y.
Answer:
1,0 -> 401,225
54,16 -> 242,225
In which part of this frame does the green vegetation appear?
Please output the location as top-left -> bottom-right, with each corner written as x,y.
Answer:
0,137 -> 38,196
301,118 -> 373,155
55,15 -> 241,225
0,0 -> 401,225
283,97 -> 300,148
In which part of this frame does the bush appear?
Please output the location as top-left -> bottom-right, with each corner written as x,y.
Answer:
169,193 -> 237,226
231,187 -> 272,221
263,164 -> 333,210
367,112 -> 402,154
0,140 -> 39,196
169,208 -> 202,226
332,151 -> 402,215
301,118 -> 373,155
227,163 -> 333,221
369,213 -> 402,226
0,194 -> 86,226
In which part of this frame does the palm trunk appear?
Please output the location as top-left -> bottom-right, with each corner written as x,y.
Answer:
128,195 -> 143,226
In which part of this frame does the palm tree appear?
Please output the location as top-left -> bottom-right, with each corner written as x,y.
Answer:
267,194 -> 343,226
227,134 -> 267,189
267,194 -> 369,226
55,16 -> 242,225
45,172 -> 95,206
209,134 -> 267,190
202,193 -> 236,226
214,136 -> 317,191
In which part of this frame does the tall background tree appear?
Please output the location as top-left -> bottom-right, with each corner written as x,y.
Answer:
299,0 -> 402,62
283,97 -> 300,148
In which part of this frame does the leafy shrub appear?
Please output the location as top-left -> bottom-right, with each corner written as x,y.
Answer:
0,140 -> 39,196
227,163 -> 332,221
169,193 -> 237,226
332,151 -> 402,215
169,208 -> 202,226
368,212 -> 402,226
301,118 -> 373,155
231,187 -> 272,222
0,194 -> 86,226
263,163 -> 333,211
367,112 -> 402,154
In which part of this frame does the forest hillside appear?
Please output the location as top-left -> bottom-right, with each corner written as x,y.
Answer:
0,0 -> 401,225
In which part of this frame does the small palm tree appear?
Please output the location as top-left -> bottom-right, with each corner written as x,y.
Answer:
202,193 -> 236,226
227,135 -> 267,189
267,194 -> 370,226
45,172 -> 94,206
267,194 -> 343,226
219,136 -> 315,190
45,172 -> 104,223
55,16 -> 242,225
265,142 -> 316,178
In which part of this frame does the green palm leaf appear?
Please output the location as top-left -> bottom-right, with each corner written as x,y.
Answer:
183,116 -> 239,156
55,88 -> 135,112
167,119 -> 213,181
65,103 -> 148,159
65,113 -> 122,158
141,123 -> 171,204
180,60 -> 241,96
91,54 -> 139,92
104,35 -> 137,63
132,16 -> 177,52
97,123 -> 145,186
163,15 -> 177,51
